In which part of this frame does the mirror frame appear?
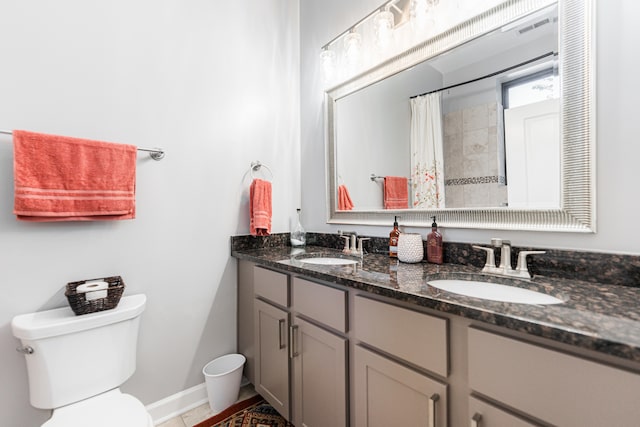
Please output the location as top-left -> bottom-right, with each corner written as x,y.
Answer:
325,0 -> 595,232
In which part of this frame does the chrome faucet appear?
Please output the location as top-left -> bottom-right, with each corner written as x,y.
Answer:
338,230 -> 358,241
338,231 -> 368,258
473,238 -> 545,279
338,231 -> 358,254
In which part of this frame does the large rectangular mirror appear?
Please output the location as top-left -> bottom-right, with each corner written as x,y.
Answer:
326,0 -> 595,232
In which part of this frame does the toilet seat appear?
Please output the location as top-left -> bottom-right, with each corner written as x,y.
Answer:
42,389 -> 152,427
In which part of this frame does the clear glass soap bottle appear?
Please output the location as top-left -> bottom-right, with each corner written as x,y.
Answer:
291,208 -> 306,247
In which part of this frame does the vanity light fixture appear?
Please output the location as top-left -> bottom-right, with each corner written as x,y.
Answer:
319,0 -> 511,85
319,0 -> 404,81
320,0 -> 459,83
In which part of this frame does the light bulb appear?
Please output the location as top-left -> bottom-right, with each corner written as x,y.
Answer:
411,0 -> 429,18
374,8 -> 395,49
320,48 -> 336,80
410,0 -> 430,29
344,31 -> 362,70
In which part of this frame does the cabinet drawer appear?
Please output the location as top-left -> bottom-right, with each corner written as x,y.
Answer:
293,277 -> 347,332
468,327 -> 640,426
468,396 -> 537,427
354,295 -> 448,377
254,266 -> 289,307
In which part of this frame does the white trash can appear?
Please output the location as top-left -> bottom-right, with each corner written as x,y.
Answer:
203,353 -> 246,413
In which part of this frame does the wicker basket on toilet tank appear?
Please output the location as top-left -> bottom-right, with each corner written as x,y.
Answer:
65,276 -> 125,315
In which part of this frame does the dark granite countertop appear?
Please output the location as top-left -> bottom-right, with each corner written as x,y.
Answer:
232,245 -> 640,364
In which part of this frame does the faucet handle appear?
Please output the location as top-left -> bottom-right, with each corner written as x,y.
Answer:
357,237 -> 370,254
515,251 -> 546,278
472,245 -> 500,274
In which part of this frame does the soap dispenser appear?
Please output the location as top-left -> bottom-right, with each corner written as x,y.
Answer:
426,216 -> 443,264
290,208 -> 306,247
389,216 -> 400,258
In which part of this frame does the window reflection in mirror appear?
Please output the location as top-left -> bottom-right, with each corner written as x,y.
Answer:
502,68 -> 559,109
500,67 -> 560,209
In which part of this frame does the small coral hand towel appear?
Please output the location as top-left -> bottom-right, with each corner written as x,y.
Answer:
13,130 -> 137,221
338,184 -> 354,210
384,176 -> 409,209
250,178 -> 272,236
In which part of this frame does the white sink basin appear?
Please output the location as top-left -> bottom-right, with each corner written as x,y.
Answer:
298,257 -> 358,266
428,279 -> 563,305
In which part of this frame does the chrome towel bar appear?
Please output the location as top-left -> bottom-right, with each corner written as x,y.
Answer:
0,129 -> 165,161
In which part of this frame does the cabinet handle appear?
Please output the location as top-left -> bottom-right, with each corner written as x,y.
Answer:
428,393 -> 440,427
471,412 -> 482,427
289,324 -> 299,358
278,319 -> 286,349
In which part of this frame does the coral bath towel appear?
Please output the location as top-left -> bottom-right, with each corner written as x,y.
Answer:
13,130 -> 137,221
250,178 -> 272,236
338,184 -> 354,210
384,176 -> 409,209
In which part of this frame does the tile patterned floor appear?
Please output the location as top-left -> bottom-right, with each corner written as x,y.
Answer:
157,385 -> 257,427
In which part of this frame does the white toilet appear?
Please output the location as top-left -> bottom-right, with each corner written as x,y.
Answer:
11,294 -> 152,427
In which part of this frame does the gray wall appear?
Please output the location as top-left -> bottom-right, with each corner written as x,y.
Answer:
301,0 -> 640,255
0,1 -> 299,426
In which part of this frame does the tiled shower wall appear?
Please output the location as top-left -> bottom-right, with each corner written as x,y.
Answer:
443,101 -> 507,208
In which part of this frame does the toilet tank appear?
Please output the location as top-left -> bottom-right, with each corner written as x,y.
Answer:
11,294 -> 146,409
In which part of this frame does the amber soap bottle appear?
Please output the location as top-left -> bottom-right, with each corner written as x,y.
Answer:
426,216 -> 443,264
389,216 -> 400,258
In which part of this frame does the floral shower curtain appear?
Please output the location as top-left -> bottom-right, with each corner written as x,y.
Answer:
410,92 -> 445,208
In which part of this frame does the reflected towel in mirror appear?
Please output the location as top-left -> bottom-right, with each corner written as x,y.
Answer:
338,184 -> 354,210
383,176 -> 408,209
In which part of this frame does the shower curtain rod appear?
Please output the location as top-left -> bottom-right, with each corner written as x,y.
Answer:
410,51 -> 557,99
0,129 -> 165,160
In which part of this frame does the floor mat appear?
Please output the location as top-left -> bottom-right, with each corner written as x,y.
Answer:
193,394 -> 293,427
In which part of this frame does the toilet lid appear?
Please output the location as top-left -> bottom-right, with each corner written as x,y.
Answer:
43,389 -> 151,427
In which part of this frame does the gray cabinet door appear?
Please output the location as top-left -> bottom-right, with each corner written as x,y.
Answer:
254,299 -> 290,419
292,317 -> 347,427
354,345 -> 448,427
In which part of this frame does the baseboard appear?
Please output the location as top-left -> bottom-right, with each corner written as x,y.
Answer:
146,382 -> 208,425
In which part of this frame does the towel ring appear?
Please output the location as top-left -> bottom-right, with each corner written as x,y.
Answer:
250,161 -> 273,180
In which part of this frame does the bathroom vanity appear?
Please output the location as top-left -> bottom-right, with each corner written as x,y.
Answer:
231,0 -> 632,424
234,244 -> 640,427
